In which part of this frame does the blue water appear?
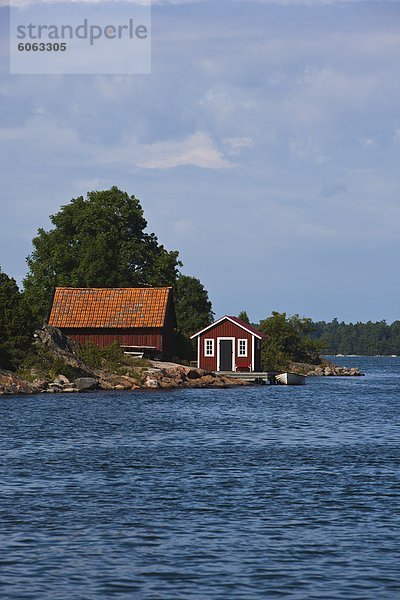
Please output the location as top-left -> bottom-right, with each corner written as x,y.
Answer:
1,357 -> 399,599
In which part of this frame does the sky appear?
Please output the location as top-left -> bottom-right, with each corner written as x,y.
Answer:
1,0 -> 399,324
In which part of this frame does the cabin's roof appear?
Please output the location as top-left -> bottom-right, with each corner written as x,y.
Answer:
48,287 -> 172,329
190,315 -> 267,340
226,316 -> 267,339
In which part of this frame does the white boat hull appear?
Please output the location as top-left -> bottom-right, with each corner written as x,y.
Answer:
275,372 -> 306,385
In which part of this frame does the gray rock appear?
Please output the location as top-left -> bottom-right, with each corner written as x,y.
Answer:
54,374 -> 70,385
0,370 -> 40,394
146,368 -> 164,377
48,382 -> 63,391
34,325 -> 98,377
144,378 -> 160,389
34,325 -> 79,354
186,369 -> 202,380
33,379 -> 48,390
73,377 -> 99,391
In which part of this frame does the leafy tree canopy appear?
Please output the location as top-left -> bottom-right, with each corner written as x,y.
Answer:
259,311 -> 324,370
312,319 -> 400,356
174,274 -> 214,338
172,275 -> 214,361
23,187 -> 182,322
238,311 -> 250,324
0,268 -> 34,370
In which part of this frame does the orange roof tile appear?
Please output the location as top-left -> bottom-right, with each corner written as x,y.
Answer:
48,287 -> 172,329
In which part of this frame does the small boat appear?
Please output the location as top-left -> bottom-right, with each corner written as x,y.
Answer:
275,372 -> 306,386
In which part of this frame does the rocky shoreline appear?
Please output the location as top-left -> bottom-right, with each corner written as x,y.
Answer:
0,361 -> 364,396
0,326 -> 364,396
289,361 -> 364,377
0,326 -> 252,396
0,364 -> 252,396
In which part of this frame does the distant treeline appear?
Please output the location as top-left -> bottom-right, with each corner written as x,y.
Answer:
311,319 -> 400,356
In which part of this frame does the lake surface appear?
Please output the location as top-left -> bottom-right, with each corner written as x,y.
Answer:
1,357 -> 399,598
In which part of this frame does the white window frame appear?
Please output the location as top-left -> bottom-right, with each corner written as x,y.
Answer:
204,338 -> 215,357
238,339 -> 248,357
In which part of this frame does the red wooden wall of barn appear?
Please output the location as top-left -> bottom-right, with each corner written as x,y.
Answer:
61,328 -> 164,352
197,320 -> 262,372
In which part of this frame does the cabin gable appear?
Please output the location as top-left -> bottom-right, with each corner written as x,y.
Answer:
191,316 -> 265,372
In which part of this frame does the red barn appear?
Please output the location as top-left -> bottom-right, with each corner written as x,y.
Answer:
190,316 -> 266,372
48,287 -> 176,358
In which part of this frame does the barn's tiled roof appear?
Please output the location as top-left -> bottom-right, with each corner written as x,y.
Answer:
48,287 -> 172,329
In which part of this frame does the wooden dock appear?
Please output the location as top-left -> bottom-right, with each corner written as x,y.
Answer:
217,371 -> 279,385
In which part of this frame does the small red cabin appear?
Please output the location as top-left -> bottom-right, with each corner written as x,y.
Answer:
48,287 -> 176,359
190,316 -> 266,372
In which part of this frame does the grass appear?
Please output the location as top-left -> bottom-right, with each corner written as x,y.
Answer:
16,341 -> 153,383
77,342 -> 152,371
16,348 -> 86,382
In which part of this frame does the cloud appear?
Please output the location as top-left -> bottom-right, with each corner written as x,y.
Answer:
5,0 -> 152,6
0,115 -> 79,148
1,0 -> 400,323
360,137 -> 375,147
133,131 -> 232,169
200,86 -> 237,120
200,84 -> 257,122
223,137 -> 254,155
288,67 -> 381,126
0,116 -> 231,170
289,138 -> 327,164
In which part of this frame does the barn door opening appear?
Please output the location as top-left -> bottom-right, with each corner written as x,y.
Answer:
219,339 -> 233,371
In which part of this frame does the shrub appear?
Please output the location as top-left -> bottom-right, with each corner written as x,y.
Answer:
77,342 -> 152,372
16,347 -> 85,382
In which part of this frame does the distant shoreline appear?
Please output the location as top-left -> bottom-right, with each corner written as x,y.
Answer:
325,354 -> 398,358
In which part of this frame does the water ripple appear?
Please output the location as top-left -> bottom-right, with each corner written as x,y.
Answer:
1,357 -> 399,598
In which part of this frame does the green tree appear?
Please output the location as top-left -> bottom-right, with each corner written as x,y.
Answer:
172,275 -> 214,361
24,187 -> 182,323
238,311 -> 250,324
259,311 -> 323,370
174,274 -> 214,338
390,321 -> 400,355
0,268 -> 34,370
312,319 -> 400,356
